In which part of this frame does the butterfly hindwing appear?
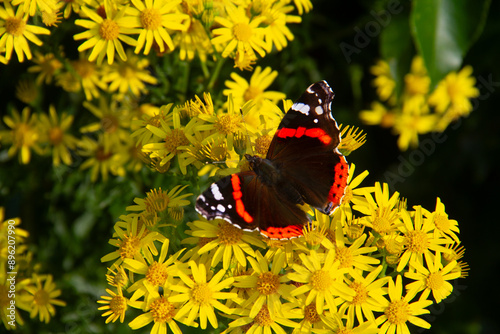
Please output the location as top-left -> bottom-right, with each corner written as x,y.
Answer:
195,171 -> 308,239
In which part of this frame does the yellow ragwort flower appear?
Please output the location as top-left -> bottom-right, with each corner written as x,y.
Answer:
1,107 -> 42,164
20,274 -> 66,324
0,2 -> 50,63
376,275 -> 432,333
338,265 -> 390,324
424,197 -> 460,243
78,135 -> 129,182
74,4 -> 138,64
339,163 -> 370,210
223,66 -> 286,111
68,54 -> 108,100
168,261 -> 237,329
211,4 -> 267,64
126,185 -> 192,219
405,251 -> 461,304
195,95 -> 256,152
185,219 -> 264,269
142,115 -> 191,174
41,7 -> 62,27
428,65 -> 480,130
396,206 -> 453,272
333,234 -> 379,273
128,292 -> 186,334
37,105 -> 79,166
128,0 -> 188,55
80,96 -> 132,151
175,15 -> 212,62
27,51 -> 63,84
124,240 -> 183,309
288,250 -> 354,314
356,182 -> 401,236
234,251 -> 294,318
97,287 -> 128,323
393,106 -> 438,151
101,213 -> 165,266
260,1 -> 301,53
105,264 -> 130,289
102,49 -> 158,98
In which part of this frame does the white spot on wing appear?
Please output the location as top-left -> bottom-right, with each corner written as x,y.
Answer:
211,183 -> 223,200
315,105 -> 324,115
217,204 -> 226,212
314,119 -> 318,123
227,204 -> 232,209
292,102 -> 310,115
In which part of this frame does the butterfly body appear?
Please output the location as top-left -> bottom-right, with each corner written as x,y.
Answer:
196,81 -> 349,239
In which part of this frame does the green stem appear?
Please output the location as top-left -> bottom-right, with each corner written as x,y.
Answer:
380,257 -> 388,278
180,60 -> 191,100
200,57 -> 210,79
207,56 -> 226,92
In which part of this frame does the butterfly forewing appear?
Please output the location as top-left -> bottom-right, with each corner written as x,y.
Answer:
267,81 -> 349,214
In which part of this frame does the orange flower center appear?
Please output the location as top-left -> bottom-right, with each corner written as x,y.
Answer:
256,272 -> 280,295
150,296 -> 176,323
385,299 -> 410,325
5,17 -> 26,37
233,22 -> 252,41
110,294 -> 127,314
141,8 -> 162,30
146,262 -> 169,286
99,19 -> 120,40
119,234 -> 141,259
34,289 -> 50,306
49,127 -> 63,145
243,85 -> 262,102
405,230 -> 429,254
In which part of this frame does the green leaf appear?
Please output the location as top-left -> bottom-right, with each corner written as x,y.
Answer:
410,0 -> 491,87
380,15 -> 414,97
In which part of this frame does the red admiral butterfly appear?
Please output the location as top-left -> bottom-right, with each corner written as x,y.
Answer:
195,81 -> 349,239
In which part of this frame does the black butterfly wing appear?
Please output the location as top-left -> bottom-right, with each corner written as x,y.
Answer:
267,81 -> 349,214
195,171 -> 308,239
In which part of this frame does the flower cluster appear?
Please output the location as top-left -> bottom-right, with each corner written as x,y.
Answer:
360,56 -> 480,151
0,0 -> 311,178
99,114 -> 467,333
0,208 -> 66,329
0,0 -> 308,67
